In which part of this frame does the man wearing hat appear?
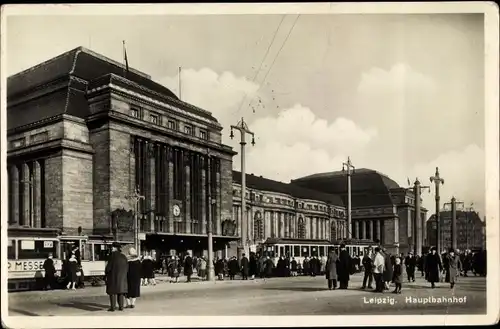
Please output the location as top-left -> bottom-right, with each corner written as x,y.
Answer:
337,244 -> 351,289
425,247 -> 442,288
445,248 -> 462,289
405,252 -> 416,282
105,242 -> 128,311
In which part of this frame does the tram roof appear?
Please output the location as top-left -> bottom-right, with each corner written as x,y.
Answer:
232,171 -> 344,206
263,238 -> 333,245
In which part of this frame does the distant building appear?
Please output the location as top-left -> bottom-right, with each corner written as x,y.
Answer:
426,211 -> 485,252
230,171 -> 347,257
291,169 -> 428,255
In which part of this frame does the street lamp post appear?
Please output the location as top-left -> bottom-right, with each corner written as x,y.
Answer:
444,197 -> 464,251
342,157 -> 355,240
128,187 -> 145,255
430,167 -> 444,253
206,150 -> 216,281
230,117 -> 255,258
413,179 -> 430,255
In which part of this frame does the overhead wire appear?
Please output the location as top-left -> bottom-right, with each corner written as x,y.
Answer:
233,15 -> 286,114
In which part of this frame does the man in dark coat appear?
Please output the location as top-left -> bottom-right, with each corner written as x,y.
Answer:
337,244 -> 350,289
405,252 -> 417,282
361,249 -> 373,289
249,253 -> 257,279
105,242 -> 128,312
325,251 -> 339,290
43,253 -> 57,290
382,249 -> 393,290
425,247 -> 442,288
240,253 -> 249,280
184,252 -> 193,282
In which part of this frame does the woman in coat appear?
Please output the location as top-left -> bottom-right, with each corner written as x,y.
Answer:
383,251 -> 393,290
425,247 -> 443,288
325,251 -> 339,290
66,254 -> 78,290
141,254 -> 155,286
126,248 -> 141,309
446,248 -> 462,289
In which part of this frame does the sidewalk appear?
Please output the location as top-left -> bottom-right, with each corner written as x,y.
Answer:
9,274 -> 324,303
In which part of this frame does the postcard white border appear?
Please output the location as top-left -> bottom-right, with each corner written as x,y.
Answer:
1,2 -> 498,327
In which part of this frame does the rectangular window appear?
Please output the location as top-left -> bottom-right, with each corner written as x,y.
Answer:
168,120 -> 177,130
17,239 -> 59,259
200,130 -> 207,140
150,113 -> 159,125
293,246 -> 300,256
131,107 -> 140,118
8,239 -> 16,259
184,125 -> 193,135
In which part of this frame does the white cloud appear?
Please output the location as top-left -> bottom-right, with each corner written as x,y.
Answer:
154,64 -> 485,218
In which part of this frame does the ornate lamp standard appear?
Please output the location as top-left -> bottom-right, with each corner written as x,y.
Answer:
430,167 -> 444,253
206,149 -> 217,281
443,197 -> 464,251
342,157 -> 355,240
127,187 -> 145,255
230,117 -> 255,257
413,179 -> 430,255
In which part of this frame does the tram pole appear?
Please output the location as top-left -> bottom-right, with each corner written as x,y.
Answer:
430,167 -> 444,253
206,149 -> 216,281
230,118 -> 256,258
342,157 -> 355,240
128,187 -> 145,255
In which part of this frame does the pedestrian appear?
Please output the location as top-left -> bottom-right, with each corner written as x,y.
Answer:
43,253 -> 57,290
383,249 -> 393,290
66,254 -> 78,290
105,242 -> 128,312
337,244 -> 350,289
290,257 -> 298,277
240,253 -> 249,280
126,247 -> 141,309
325,251 -> 338,290
405,252 -> 416,282
249,253 -> 257,280
425,247 -> 442,288
264,256 -> 274,279
141,253 -> 155,286
228,256 -> 239,280
184,252 -> 193,282
361,249 -> 373,289
302,257 -> 310,277
392,257 -> 403,294
215,258 -> 225,280
199,257 -> 207,280
372,247 -> 385,293
446,248 -> 462,289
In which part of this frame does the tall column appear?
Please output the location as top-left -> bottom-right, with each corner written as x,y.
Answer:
33,161 -> 42,228
22,163 -> 30,226
167,149 -> 174,233
360,220 -> 365,240
215,159 -> 221,235
355,220 -> 359,239
422,213 -> 427,249
184,152 -> 191,234
149,144 -> 156,232
9,165 -> 20,226
201,157 -> 207,235
376,220 -> 381,242
366,220 -> 371,240
162,146 -> 169,233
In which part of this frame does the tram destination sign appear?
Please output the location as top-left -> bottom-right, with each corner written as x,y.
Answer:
8,259 -> 61,272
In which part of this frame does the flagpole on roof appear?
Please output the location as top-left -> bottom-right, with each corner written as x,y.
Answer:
122,40 -> 129,78
178,66 -> 182,100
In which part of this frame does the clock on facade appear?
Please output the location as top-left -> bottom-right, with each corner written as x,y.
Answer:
173,204 -> 181,217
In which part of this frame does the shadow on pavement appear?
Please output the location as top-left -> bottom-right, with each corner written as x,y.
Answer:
9,308 -> 41,316
54,301 -> 109,312
262,287 -> 328,292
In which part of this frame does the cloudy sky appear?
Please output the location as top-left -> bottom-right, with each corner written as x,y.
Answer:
6,12 -> 485,218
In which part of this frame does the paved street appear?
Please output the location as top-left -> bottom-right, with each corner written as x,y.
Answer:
8,273 -> 486,316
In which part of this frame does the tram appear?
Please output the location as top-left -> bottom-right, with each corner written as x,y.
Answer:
257,238 -> 372,265
7,232 -> 130,291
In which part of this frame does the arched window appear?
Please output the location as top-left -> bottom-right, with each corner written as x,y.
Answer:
253,212 -> 264,241
331,221 -> 337,241
298,217 -> 306,239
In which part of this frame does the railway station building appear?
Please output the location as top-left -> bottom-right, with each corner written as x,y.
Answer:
291,169 -> 428,255
6,47 -> 238,262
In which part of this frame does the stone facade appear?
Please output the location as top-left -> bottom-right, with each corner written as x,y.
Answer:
7,48 -> 236,252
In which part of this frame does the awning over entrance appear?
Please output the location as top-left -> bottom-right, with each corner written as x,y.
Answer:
142,232 -> 239,253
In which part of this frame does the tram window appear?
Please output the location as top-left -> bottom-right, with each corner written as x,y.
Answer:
311,246 -> 317,257
18,240 -> 58,259
319,246 -> 325,257
94,244 -> 112,261
293,246 -> 300,257
279,246 -> 285,257
284,246 -> 290,257
301,246 -> 310,257
8,239 -> 16,259
274,246 -> 278,256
